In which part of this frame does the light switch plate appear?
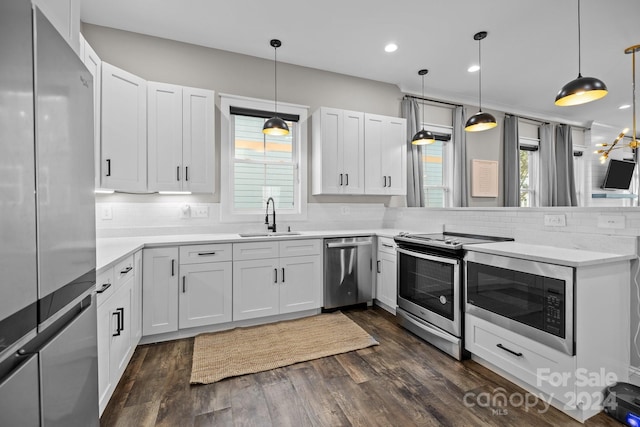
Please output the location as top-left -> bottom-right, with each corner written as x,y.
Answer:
597,215 -> 625,229
101,204 -> 113,220
544,214 -> 566,227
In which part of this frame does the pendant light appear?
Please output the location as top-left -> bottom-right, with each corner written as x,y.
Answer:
555,0 -> 608,106
465,31 -> 497,132
263,39 -> 289,136
412,69 -> 435,145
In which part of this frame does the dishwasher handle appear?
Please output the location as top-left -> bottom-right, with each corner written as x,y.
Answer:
326,241 -> 372,249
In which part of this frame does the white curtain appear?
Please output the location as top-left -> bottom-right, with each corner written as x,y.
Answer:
452,106 -> 468,207
401,98 -> 424,207
539,123 -> 556,206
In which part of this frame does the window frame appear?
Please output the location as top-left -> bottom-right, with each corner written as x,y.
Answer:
220,93 -> 309,223
421,123 -> 453,208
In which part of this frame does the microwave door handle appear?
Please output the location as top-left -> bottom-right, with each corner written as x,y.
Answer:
396,248 -> 460,265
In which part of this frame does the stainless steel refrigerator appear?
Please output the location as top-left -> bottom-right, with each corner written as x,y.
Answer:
0,1 -> 98,425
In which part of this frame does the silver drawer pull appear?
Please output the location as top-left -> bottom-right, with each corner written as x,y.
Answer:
96,283 -> 111,294
120,266 -> 132,274
382,243 -> 394,248
496,343 -> 523,357
197,252 -> 217,256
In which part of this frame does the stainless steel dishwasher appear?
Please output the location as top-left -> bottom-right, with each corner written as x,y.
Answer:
323,237 -> 373,309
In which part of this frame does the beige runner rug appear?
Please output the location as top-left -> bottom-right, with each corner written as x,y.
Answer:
190,311 -> 378,384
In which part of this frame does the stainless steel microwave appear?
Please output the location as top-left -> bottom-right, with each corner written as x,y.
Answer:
465,251 -> 574,355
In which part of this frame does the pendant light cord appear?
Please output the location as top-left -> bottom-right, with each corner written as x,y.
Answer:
478,36 -> 483,112
421,74 -> 425,126
577,0 -> 582,77
274,45 -> 278,115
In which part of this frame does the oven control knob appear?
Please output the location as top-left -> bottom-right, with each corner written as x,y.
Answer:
439,295 -> 447,305
444,239 -> 452,244
452,240 -> 460,245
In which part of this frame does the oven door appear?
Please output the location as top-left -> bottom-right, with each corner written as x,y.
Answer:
396,248 -> 461,337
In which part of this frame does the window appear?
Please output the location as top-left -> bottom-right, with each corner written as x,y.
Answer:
519,137 -> 539,207
220,94 -> 308,222
421,125 -> 453,207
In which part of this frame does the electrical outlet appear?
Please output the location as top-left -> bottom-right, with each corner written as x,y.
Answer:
180,204 -> 191,219
543,214 -> 566,227
597,215 -> 625,229
101,204 -> 113,220
341,206 -> 350,215
192,205 -> 209,218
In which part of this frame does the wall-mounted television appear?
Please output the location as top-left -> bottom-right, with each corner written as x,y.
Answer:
601,159 -> 636,190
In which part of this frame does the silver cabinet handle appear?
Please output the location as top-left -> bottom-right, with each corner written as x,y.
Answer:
182,276 -> 186,293
382,243 -> 394,248
176,166 -> 180,181
185,166 -> 189,181
274,268 -> 278,283
383,176 -> 387,187
339,174 -> 343,186
377,260 -> 381,273
197,252 -> 216,256
120,266 -> 132,275
387,176 -> 391,186
106,159 -> 111,177
345,173 -> 349,186
112,311 -> 120,336
282,268 -> 285,283
171,259 -> 175,276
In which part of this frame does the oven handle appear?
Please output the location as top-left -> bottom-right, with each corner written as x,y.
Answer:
396,248 -> 460,265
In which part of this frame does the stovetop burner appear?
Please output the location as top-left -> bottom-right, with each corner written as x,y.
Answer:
395,232 -> 511,252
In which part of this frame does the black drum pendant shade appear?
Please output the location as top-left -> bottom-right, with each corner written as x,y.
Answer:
263,39 -> 290,136
412,69 -> 435,145
465,31 -> 497,132
555,0 -> 607,106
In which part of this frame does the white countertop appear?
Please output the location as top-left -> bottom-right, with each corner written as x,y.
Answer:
464,241 -> 636,267
96,229 -> 407,270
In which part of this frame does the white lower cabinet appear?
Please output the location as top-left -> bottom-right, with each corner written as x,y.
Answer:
233,240 -> 322,321
375,237 -> 397,313
96,254 -> 139,416
178,259 -> 232,329
142,244 -> 233,336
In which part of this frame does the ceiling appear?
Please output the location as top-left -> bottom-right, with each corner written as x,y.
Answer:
81,0 -> 640,144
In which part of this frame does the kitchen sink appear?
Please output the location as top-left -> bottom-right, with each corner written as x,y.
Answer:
238,232 -> 301,237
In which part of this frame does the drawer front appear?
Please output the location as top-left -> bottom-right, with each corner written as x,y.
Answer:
465,314 -> 576,404
96,267 -> 114,306
279,239 -> 322,257
377,237 -> 397,254
233,241 -> 279,261
113,255 -> 135,290
180,243 -> 233,264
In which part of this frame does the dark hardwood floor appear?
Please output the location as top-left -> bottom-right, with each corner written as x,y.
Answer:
101,307 -> 622,426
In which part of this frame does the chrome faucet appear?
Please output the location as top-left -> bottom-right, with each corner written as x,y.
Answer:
265,197 -> 276,232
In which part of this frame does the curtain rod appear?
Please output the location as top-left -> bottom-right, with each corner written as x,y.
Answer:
505,113 -> 549,126
403,94 -> 461,108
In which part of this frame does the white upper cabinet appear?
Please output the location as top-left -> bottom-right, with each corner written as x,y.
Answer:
33,0 -> 80,53
79,36 -> 102,189
312,107 -> 365,195
364,113 -> 407,195
147,82 -> 214,193
101,62 -> 147,191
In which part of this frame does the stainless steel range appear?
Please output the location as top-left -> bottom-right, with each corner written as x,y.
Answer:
394,232 -> 512,360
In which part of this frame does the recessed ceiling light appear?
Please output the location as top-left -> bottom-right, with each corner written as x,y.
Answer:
619,104 -> 631,109
467,65 -> 480,72
384,43 -> 398,53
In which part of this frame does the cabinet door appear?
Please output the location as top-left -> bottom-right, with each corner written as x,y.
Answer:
96,301 -> 112,415
233,258 -> 280,321
364,114 -> 385,194
147,82 -> 183,192
341,110 -> 365,194
179,261 -> 232,329
142,247 -> 179,335
381,117 -> 406,195
32,0 -> 80,53
82,38 -> 102,190
101,62 -> 147,191
313,107 -> 343,194
132,250 -> 143,345
109,279 -> 133,385
182,87 -> 215,193
376,251 -> 397,311
279,255 -> 322,314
